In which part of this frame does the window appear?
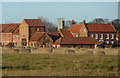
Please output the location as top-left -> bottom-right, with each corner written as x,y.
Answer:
31,43 -> 33,46
23,33 -> 25,37
111,41 -> 114,44
111,34 -> 114,39
23,27 -> 25,30
7,41 -> 9,44
44,37 -> 46,40
106,41 -> 109,44
15,42 -> 17,45
83,29 -> 86,32
106,34 -> 109,39
16,35 -> 17,38
95,34 -> 98,39
100,34 -> 103,39
76,35 -> 78,37
90,34 -> 93,37
34,43 -> 36,46
35,28 -> 39,32
3,41 -> 5,45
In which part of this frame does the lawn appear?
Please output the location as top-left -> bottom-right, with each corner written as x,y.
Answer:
2,50 -> 119,76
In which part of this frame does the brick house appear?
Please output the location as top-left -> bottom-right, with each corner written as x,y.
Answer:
54,37 -> 101,48
30,32 -> 53,47
19,19 -> 45,47
68,20 -> 116,47
1,23 -> 20,46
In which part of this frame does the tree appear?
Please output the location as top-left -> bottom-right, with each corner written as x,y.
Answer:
88,18 -> 109,24
38,16 -> 58,32
112,19 -> 120,32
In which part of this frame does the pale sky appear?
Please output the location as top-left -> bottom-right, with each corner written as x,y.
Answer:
1,1 -> 119,25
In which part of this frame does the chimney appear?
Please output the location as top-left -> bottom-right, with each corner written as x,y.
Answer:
72,20 -> 75,25
110,19 -> 112,24
82,20 -> 86,24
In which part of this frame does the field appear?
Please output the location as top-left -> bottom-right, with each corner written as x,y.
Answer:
2,47 -> 120,76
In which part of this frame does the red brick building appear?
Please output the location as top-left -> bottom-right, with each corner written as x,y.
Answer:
68,20 -> 116,47
0,19 -> 117,48
1,23 -> 20,46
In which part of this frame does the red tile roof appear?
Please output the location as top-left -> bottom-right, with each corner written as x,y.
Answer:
2,23 -> 20,33
60,30 -> 73,37
47,32 -> 60,42
86,24 -> 116,32
68,24 -> 83,32
54,37 -> 100,45
13,27 -> 19,35
30,32 -> 45,41
24,19 -> 45,26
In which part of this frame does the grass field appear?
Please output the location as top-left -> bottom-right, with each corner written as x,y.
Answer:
2,47 -> 120,76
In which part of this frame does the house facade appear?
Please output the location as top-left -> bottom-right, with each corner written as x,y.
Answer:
68,20 -> 116,47
0,19 -> 117,48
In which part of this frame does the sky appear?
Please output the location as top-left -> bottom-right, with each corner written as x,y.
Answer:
2,2 -> 119,25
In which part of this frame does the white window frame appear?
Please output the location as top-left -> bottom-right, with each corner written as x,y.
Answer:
111,34 -> 114,39
23,33 -> 25,37
106,34 -> 109,39
7,41 -> 9,44
111,41 -> 114,44
83,29 -> 86,32
90,34 -> 93,37
106,41 -> 109,44
95,34 -> 98,39
76,35 -> 78,37
100,34 -> 103,39
3,41 -> 5,45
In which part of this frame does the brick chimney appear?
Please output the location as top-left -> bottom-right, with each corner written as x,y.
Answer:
72,20 -> 75,25
110,19 -> 112,25
82,20 -> 86,24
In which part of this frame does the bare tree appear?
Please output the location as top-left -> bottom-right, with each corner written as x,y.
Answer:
89,18 -> 109,24
38,16 -> 57,32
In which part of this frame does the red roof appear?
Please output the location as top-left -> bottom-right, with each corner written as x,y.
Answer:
30,32 -> 45,41
2,23 -> 20,33
47,32 -> 60,42
86,24 -> 116,32
68,24 -> 83,32
54,37 -> 100,45
24,19 -> 45,26
13,27 -> 19,35
60,30 -> 73,37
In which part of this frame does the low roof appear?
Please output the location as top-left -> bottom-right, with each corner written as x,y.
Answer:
24,19 -> 45,26
60,30 -> 73,37
30,32 -> 45,41
2,23 -> 20,33
13,27 -> 19,35
54,37 -> 100,45
47,32 -> 60,42
86,24 -> 116,32
68,24 -> 83,32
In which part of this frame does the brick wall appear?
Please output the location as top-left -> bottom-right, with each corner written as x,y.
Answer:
88,32 -> 116,45
13,35 -> 20,46
19,20 -> 29,46
1,33 -> 12,45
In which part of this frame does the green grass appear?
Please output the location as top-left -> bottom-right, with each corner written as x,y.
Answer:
2,52 -> 119,76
